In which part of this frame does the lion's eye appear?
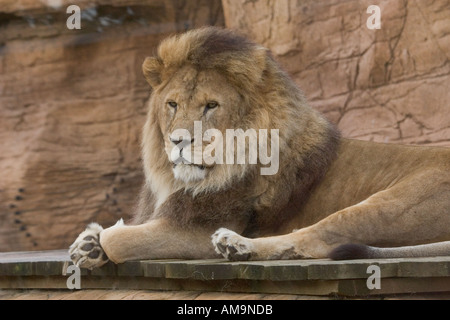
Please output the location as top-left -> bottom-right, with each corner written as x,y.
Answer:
206,102 -> 219,109
168,101 -> 178,109
204,101 -> 219,115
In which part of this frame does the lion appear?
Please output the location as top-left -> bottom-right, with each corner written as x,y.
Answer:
69,27 -> 450,270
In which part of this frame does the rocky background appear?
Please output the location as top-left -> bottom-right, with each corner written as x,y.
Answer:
0,0 -> 448,251
223,0 -> 450,145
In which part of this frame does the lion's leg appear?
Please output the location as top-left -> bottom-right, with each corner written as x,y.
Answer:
213,172 -> 450,260
70,184 -> 253,268
70,218 -> 226,268
100,218 -> 224,263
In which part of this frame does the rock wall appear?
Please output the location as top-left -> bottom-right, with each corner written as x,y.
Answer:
222,0 -> 450,145
0,0 -> 448,252
0,0 -> 224,251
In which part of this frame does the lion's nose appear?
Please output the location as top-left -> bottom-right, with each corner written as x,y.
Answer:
170,137 -> 194,146
169,137 -> 195,164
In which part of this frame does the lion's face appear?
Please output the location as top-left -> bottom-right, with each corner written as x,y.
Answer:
154,65 -> 246,184
141,27 -> 280,196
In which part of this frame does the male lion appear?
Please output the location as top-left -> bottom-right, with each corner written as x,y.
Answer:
69,27 -> 450,269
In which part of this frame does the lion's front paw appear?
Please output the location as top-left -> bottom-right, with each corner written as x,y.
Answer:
69,223 -> 109,270
211,228 -> 253,261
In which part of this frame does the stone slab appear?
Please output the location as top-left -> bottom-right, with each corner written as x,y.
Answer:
1,250 -> 449,297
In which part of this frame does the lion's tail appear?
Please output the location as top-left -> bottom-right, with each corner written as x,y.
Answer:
329,241 -> 450,260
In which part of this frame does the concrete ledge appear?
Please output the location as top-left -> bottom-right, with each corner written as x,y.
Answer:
0,250 -> 449,297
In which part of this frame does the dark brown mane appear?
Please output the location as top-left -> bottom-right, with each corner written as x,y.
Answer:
188,27 -> 256,65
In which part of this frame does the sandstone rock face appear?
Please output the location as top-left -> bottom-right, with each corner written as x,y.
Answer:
0,0 -> 449,252
0,0 -> 224,251
222,0 -> 450,146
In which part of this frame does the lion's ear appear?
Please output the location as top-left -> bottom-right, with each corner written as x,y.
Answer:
251,47 -> 268,81
224,47 -> 267,87
142,57 -> 164,88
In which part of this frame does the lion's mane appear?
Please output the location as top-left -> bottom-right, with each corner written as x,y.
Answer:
138,27 -> 340,231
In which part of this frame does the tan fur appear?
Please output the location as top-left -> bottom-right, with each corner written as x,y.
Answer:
213,139 -> 450,260
70,27 -> 450,268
